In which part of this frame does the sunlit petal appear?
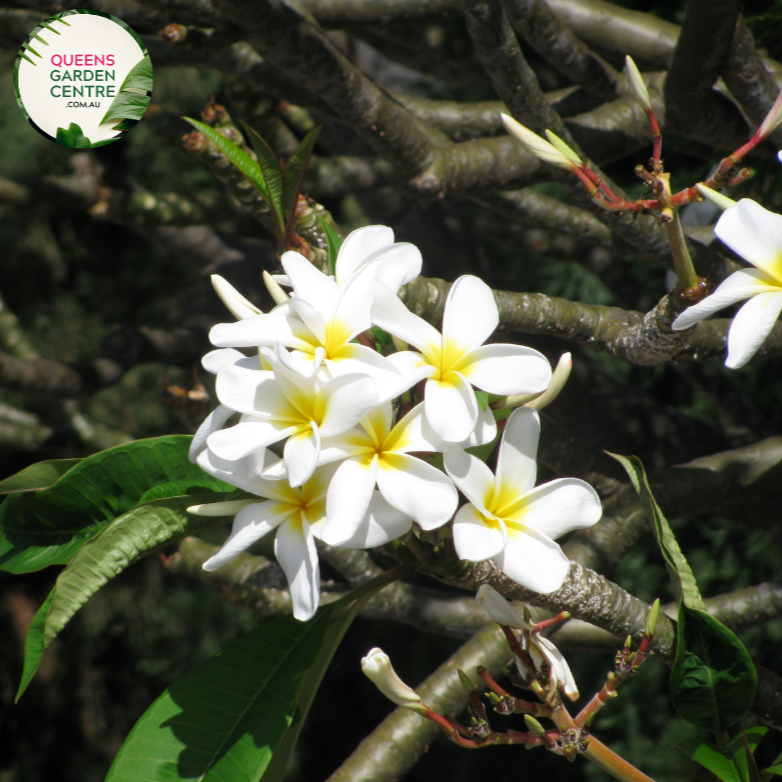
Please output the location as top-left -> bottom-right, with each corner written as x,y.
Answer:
443,276 -> 499,351
335,491 -> 413,549
209,313 -> 309,351
452,503 -> 507,561
275,515 -> 320,621
283,249 -> 340,316
496,528 -> 571,593
322,455 -> 378,545
495,408 -> 539,499
318,373 -> 379,437
372,282 -> 442,353
443,447 -> 494,516
284,424 -> 321,488
460,344 -> 552,395
189,404 -> 235,462
335,225 -> 395,284
215,365 -> 285,417
424,373 -> 478,442
368,242 -> 422,293
726,290 -> 782,368
207,419 -> 297,460
715,199 -> 782,283
202,348 -> 253,375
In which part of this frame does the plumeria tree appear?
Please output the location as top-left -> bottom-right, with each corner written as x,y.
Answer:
3,0 -> 782,781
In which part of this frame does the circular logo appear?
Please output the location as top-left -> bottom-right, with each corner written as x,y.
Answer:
14,10 -> 153,148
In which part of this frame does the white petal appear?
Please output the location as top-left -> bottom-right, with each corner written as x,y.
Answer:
534,635 -> 579,698
332,491 -> 413,549
443,276 -> 499,351
189,404 -> 235,462
326,344 -> 402,403
207,420 -> 295,460
385,350 -> 436,392
424,373 -> 478,443
322,456 -> 377,545
282,250 -> 340,316
452,503 -> 507,561
715,199 -> 782,283
371,282 -> 442,353
215,365 -> 282,416
511,478 -> 602,539
726,291 -> 782,368
287,297 -> 328,347
476,584 -> 530,629
284,425 -> 321,488
377,453 -> 457,530
385,403 -> 440,453
463,406 -> 498,448
443,447 -> 494,516
672,268 -> 781,330
495,408 -> 539,496
460,344 -> 552,395
319,374 -> 378,437
202,348 -> 250,375
188,499 -> 255,516
367,243 -> 422,293
275,515 -> 320,621
496,529 -> 571,593
331,261 -> 379,338
209,313 -> 308,351
335,225 -> 395,284
203,501 -> 287,571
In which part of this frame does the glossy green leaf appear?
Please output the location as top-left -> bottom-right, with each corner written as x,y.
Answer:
0,459 -> 81,494
183,117 -> 273,205
282,124 -> 323,229
317,214 -> 343,275
56,123 -> 91,148
16,493 -> 233,700
475,390 -> 489,412
730,727 -> 767,782
670,603 -> 757,733
610,453 -> 706,610
0,435 -> 231,573
260,565 -> 411,782
243,123 -> 285,243
678,739 -> 741,782
100,56 -> 153,125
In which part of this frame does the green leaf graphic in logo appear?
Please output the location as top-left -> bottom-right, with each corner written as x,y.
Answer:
100,56 -> 153,128
55,123 -> 91,148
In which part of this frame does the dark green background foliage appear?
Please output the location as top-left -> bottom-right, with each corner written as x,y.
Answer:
1,0 -> 782,780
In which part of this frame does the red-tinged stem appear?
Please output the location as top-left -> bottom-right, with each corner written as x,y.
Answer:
501,625 -> 534,673
584,736 -> 657,782
532,611 -> 570,634
647,109 -> 662,170
575,684 -> 618,727
422,709 -> 482,748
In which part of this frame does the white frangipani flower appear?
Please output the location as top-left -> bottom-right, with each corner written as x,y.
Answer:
444,407 -> 602,593
373,275 -> 552,442
361,647 -> 427,712
207,344 -> 379,487
317,402 -> 457,547
189,465 -> 336,621
672,199 -> 782,368
476,585 -> 578,700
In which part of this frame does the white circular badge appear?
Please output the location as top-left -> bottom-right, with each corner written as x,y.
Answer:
14,10 -> 153,148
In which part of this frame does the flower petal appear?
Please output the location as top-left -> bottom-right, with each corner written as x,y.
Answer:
369,242 -> 422,293
215,365 -> 284,417
203,501 -> 288,571
476,584 -> 530,629
726,290 -> 782,368
327,343 -> 402,402
275,515 -> 320,621
207,419 -> 296,460
372,282 -> 442,353
377,453 -> 457,530
319,373 -> 379,437
284,424 -> 321,488
332,491 -> 413,548
443,447 -> 494,516
335,225 -> 395,284
452,503 -> 507,561
460,344 -> 552,396
495,528 -> 571,593
534,635 -> 579,699
443,276 -> 499,352
714,199 -> 782,283
210,313 -> 309,351
385,403 -> 440,453
322,456 -> 377,545
495,407 -> 539,499
283,250 -> 340,316
189,404 -> 235,462
424,372 -> 478,443
672,268 -> 782,330
202,348 -> 253,375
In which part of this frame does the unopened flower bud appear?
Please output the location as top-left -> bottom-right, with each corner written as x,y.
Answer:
361,648 -> 427,712
624,56 -> 651,110
695,183 -> 736,211
501,114 -> 577,171
524,714 -> 548,738
458,668 -> 476,693
525,353 -> 572,411
211,275 -> 262,320
645,598 -> 660,637
187,499 -> 254,516
757,87 -> 782,141
544,130 -> 581,167
263,270 -> 290,305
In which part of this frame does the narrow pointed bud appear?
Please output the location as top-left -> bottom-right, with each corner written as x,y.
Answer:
526,353 -> 572,411
624,635 -> 633,650
544,130 -> 581,166
361,648 -> 427,713
501,113 -> 576,171
524,714 -> 547,738
645,598 -> 660,637
263,270 -> 290,305
757,86 -> 782,140
187,499 -> 254,516
477,584 -> 529,629
695,183 -> 736,211
624,56 -> 651,110
211,274 -> 262,320
458,669 -> 476,693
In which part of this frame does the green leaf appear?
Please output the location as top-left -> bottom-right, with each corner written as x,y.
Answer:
282,124 -> 323,235
753,727 -> 782,771
0,459 -> 82,494
184,117 -> 279,212
609,452 -> 706,610
243,123 -> 285,243
56,123 -> 91,148
729,727 -> 767,782
100,56 -> 153,126
317,215 -> 343,275
260,565 -> 410,782
670,603 -> 757,733
16,492 -> 233,699
0,435 -> 231,573
474,390 -> 489,412
678,739 -> 741,782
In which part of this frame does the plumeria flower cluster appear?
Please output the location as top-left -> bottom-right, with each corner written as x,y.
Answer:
188,226 -> 602,620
